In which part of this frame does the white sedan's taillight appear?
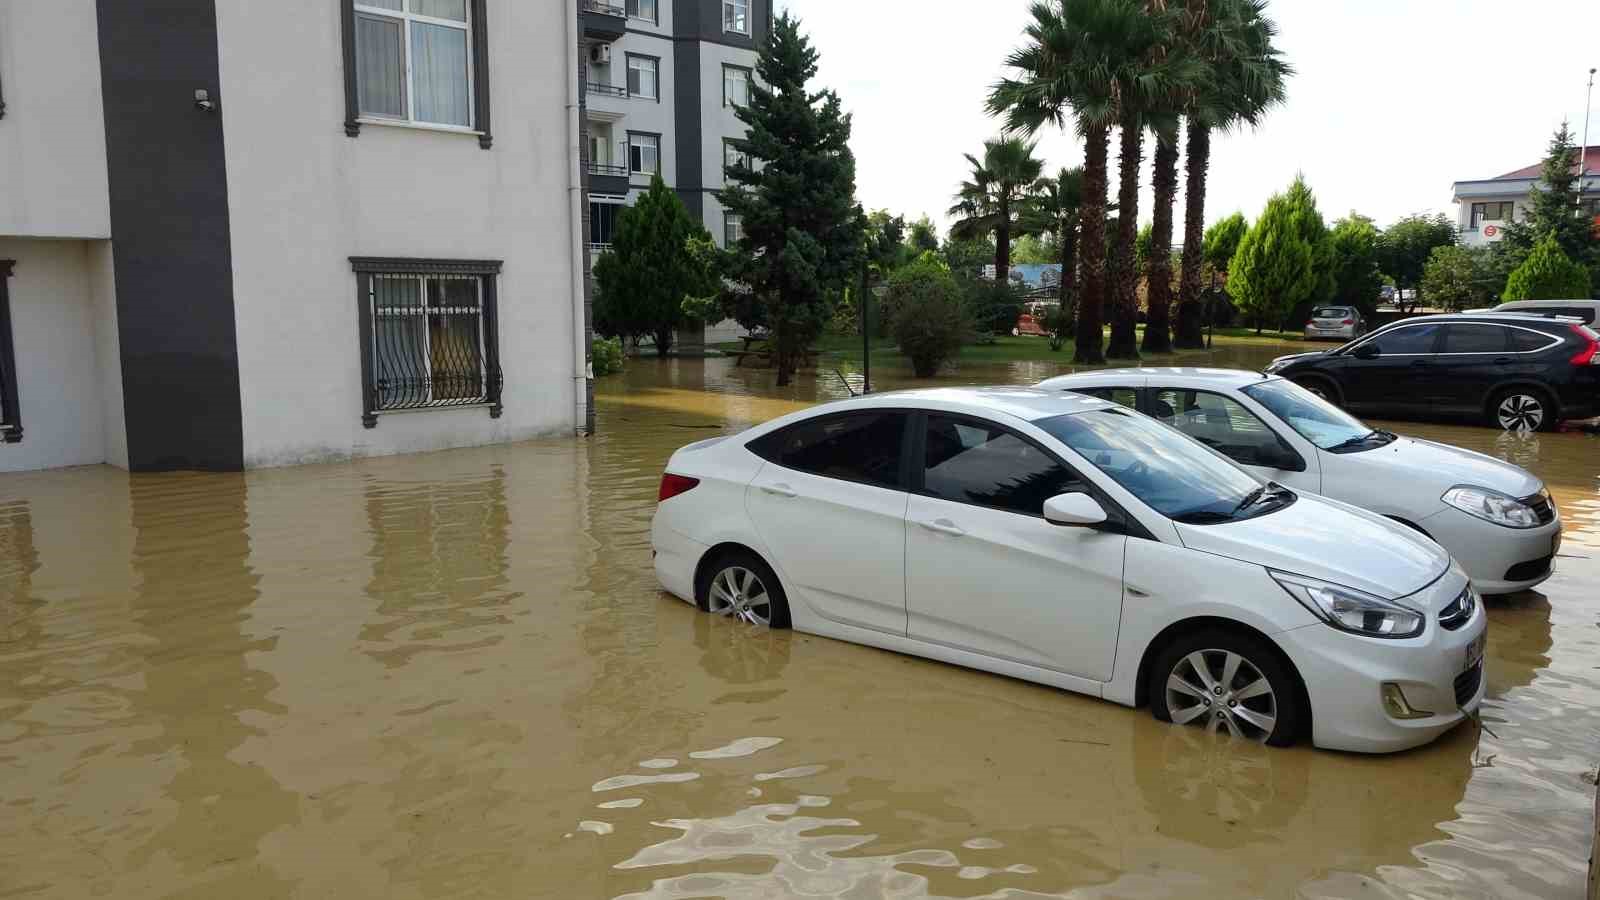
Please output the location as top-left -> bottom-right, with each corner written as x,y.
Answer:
658,473 -> 700,502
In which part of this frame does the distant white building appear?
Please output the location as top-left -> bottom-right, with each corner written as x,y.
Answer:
1451,147 -> 1600,248
581,0 -> 769,347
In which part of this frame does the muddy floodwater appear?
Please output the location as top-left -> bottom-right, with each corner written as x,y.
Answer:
3,343 -> 1598,899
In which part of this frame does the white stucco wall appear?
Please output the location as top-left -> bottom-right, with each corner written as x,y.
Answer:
215,0 -> 581,468
87,241 -> 127,469
698,42 -> 759,245
0,239 -> 110,473
1455,191 -> 1523,248
0,0 -> 111,240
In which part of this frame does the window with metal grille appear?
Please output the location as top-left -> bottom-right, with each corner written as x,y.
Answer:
351,258 -> 502,428
0,260 -> 18,443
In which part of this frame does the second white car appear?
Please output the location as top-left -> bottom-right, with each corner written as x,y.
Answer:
1037,369 -> 1561,594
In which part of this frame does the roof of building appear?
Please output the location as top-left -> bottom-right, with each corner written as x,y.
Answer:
1493,146 -> 1600,180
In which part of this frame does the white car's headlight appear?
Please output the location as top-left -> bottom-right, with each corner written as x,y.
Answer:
1440,485 -> 1540,529
1271,571 -> 1425,639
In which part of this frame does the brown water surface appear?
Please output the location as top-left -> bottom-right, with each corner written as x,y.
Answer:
2,346 -> 1598,898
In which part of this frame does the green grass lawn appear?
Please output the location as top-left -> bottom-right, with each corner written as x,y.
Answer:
713,326 -> 1304,369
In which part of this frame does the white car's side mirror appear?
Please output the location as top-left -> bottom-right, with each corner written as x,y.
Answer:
1043,493 -> 1108,527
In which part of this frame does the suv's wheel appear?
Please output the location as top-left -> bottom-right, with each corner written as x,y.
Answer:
697,550 -> 791,628
1149,629 -> 1302,747
1490,387 -> 1555,433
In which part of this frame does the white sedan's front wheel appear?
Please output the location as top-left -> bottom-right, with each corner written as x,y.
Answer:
1150,629 -> 1302,747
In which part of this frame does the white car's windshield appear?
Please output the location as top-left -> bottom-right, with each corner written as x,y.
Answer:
1240,379 -> 1396,453
1036,407 -> 1290,523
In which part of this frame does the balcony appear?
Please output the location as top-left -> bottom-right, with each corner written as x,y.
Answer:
587,162 -> 630,197
587,82 -> 628,99
582,0 -> 627,42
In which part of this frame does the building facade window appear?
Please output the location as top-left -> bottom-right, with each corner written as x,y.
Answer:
626,54 -> 659,100
723,0 -> 750,34
626,0 -> 657,23
342,0 -> 493,148
590,200 -> 623,250
1468,201 -> 1514,231
723,212 -> 743,249
723,138 -> 751,176
350,258 -> 502,428
723,65 -> 751,107
0,261 -> 19,443
628,133 -> 660,175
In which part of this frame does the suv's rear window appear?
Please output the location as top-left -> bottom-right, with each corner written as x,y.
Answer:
1509,329 -> 1560,352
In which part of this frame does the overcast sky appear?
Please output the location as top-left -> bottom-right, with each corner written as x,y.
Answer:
779,0 -> 1598,237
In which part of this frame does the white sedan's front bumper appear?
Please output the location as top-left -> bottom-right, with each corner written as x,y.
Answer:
1276,570 -> 1486,753
1418,505 -> 1561,595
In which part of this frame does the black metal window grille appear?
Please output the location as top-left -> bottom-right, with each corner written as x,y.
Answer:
0,260 -> 19,443
351,258 -> 502,428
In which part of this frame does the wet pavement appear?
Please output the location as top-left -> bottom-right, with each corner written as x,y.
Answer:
2,343 -> 1598,898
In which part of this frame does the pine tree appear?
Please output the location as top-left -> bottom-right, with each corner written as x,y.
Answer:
592,175 -> 714,355
1502,123 -> 1593,262
716,13 -> 863,386
1228,177 -> 1327,333
1503,232 -> 1591,301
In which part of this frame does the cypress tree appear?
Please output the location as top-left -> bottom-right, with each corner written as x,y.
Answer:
592,175 -> 714,355
1503,232 -> 1591,301
717,13 -> 863,386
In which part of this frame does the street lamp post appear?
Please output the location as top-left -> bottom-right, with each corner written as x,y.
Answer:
1580,67 -> 1596,215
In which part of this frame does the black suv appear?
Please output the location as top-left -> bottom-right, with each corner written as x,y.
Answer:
1264,313 -> 1600,431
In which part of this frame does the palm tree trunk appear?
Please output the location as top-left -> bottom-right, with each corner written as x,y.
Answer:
1105,112 -> 1143,360
1074,125 -> 1109,365
1059,221 -> 1078,307
1141,131 -> 1179,355
995,199 -> 1011,287
1174,122 -> 1210,348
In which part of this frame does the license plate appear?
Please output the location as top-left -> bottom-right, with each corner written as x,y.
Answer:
1463,633 -> 1485,671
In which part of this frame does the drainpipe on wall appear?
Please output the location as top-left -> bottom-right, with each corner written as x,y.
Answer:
565,0 -> 594,435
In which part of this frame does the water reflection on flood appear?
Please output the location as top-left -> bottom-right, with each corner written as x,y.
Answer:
0,345 -> 1596,899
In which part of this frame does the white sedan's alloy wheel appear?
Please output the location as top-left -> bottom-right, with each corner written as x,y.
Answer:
708,566 -> 773,626
1165,649 -> 1279,743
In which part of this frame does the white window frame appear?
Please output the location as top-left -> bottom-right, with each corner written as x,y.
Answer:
589,197 -> 626,252
724,211 -> 743,248
626,0 -> 658,23
353,0 -> 476,130
722,0 -> 750,35
627,132 -> 660,176
723,138 -> 750,177
626,54 -> 659,101
722,65 -> 751,108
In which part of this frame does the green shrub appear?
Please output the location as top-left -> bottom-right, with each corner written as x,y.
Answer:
889,264 -> 968,377
1502,232 -> 1590,301
960,278 -> 1026,337
591,336 -> 625,377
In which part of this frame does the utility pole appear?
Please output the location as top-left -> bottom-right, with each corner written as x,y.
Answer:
1579,68 -> 1596,216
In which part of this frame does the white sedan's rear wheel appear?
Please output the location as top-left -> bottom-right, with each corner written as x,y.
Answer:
698,551 -> 791,629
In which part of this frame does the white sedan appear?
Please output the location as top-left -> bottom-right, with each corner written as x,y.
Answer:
652,387 -> 1487,753
1037,369 -> 1562,595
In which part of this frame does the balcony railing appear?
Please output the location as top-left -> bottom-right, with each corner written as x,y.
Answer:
588,162 -> 629,177
587,82 -> 628,99
583,0 -> 626,16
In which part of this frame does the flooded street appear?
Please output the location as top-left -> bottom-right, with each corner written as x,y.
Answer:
3,344 -> 1599,899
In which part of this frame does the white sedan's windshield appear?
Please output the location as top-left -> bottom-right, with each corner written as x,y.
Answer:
1240,379 -> 1375,450
1036,408 -> 1284,523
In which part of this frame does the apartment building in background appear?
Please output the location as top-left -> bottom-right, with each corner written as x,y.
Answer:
0,1 -> 590,474
1451,146 -> 1600,248
580,0 -> 770,348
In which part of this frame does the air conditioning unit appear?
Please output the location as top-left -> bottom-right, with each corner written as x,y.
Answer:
589,43 -> 611,65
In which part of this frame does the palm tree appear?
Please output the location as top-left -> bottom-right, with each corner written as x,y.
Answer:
989,0 -> 1161,365
1172,0 -> 1289,349
1103,2 -> 1194,361
1024,167 -> 1086,318
947,137 -> 1046,287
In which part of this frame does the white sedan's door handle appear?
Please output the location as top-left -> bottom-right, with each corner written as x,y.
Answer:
760,483 -> 798,498
917,518 -> 966,537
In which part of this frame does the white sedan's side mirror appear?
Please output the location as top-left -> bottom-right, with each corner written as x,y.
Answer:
1043,493 -> 1108,527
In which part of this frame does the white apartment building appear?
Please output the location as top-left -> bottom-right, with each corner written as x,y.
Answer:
0,0 -> 591,473
1450,147 -> 1600,248
580,0 -> 769,347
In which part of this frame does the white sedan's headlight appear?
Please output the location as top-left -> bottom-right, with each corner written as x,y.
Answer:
1440,485 -> 1540,529
1271,571 -> 1425,639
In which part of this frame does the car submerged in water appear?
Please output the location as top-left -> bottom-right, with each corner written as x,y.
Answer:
652,387 -> 1486,753
1037,369 -> 1561,595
